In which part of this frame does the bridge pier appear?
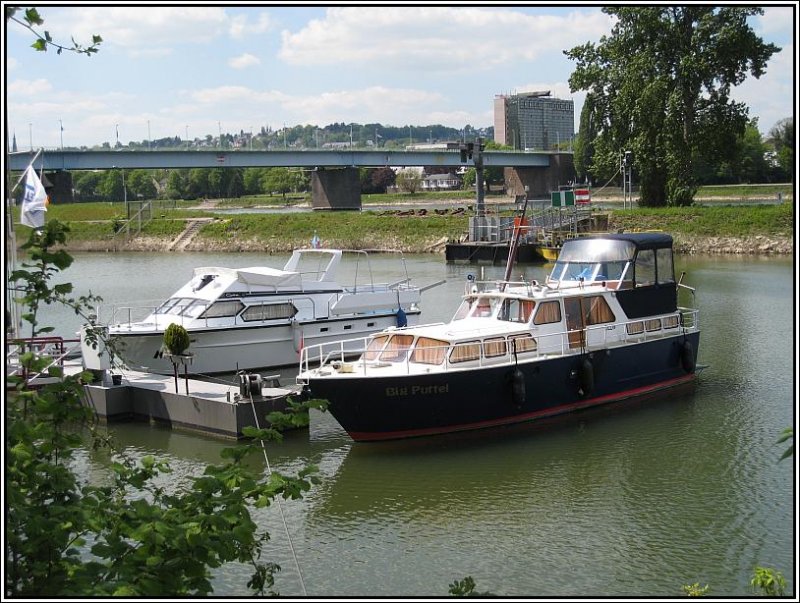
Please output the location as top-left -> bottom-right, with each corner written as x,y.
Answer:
505,153 -> 574,199
311,167 -> 361,210
44,170 -> 74,204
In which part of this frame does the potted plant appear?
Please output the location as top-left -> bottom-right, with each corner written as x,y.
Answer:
163,323 -> 191,356
162,323 -> 193,393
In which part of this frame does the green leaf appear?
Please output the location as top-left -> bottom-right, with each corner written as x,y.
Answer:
24,7 -> 43,25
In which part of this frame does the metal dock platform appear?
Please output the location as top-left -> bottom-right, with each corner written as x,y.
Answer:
83,370 -> 300,439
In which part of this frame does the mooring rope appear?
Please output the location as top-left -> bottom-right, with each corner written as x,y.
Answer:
247,389 -> 309,597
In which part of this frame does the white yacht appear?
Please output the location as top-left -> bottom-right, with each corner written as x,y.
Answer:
82,249 -> 430,376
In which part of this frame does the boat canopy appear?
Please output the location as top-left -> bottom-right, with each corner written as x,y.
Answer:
191,266 -> 303,289
557,233 -> 673,263
549,233 -> 674,287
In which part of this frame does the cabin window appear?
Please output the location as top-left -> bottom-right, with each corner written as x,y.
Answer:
159,299 -> 208,318
533,301 -> 562,325
635,250 -> 656,286
241,302 -> 297,322
499,298 -> 535,323
365,335 -> 390,361
509,333 -> 537,354
657,248 -> 675,283
626,321 -> 644,335
584,295 -> 616,325
156,298 -> 182,314
645,319 -> 662,332
452,298 -> 473,321
410,337 -> 448,365
483,337 -> 507,358
199,300 -> 244,319
379,334 -> 414,362
470,296 -> 497,318
450,341 -> 481,363
662,315 -> 679,329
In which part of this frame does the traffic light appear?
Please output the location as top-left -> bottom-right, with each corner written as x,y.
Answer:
459,142 -> 475,162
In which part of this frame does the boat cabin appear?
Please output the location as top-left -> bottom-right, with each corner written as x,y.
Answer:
547,233 -> 678,318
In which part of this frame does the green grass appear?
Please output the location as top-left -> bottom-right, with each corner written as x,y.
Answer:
592,183 -> 792,200
10,194 -> 793,249
609,203 -> 793,237
197,211 -> 467,251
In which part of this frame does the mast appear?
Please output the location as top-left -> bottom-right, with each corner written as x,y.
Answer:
502,195 -> 530,289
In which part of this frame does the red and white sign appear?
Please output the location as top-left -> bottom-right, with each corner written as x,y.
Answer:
575,188 -> 591,204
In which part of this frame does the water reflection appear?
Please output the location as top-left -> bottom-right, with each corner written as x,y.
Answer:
28,252 -> 797,596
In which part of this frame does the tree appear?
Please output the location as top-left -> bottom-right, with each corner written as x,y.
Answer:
574,93 -> 599,185
126,169 -> 157,200
6,6 -> 102,55
767,118 -> 794,182
565,7 -> 779,206
396,169 -> 422,194
6,221 -> 323,596
98,170 -> 125,202
371,167 -> 395,193
165,169 -> 188,200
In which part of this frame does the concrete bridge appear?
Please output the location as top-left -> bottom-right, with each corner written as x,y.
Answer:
9,148 -> 574,209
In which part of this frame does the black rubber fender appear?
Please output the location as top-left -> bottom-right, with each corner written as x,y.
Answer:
511,368 -> 526,407
681,340 -> 695,373
579,358 -> 594,396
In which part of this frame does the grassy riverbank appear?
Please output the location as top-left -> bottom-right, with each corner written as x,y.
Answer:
11,187 -> 795,255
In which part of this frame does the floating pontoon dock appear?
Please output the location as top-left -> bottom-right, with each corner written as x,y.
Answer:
83,369 -> 300,439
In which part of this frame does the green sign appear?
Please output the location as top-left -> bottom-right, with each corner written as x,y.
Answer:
551,190 -> 575,207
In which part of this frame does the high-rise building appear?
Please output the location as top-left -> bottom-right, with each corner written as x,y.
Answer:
494,91 -> 574,151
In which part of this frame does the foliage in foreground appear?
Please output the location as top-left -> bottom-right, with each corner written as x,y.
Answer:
5,220 -> 321,596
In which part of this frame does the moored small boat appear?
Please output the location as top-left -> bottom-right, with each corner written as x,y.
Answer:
82,248 -> 436,376
297,233 -> 700,441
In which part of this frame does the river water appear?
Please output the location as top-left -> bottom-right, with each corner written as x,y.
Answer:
28,251 -> 796,597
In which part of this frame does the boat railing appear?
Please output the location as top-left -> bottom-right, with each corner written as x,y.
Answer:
467,280 -> 542,297
298,309 -> 700,381
6,336 -> 81,387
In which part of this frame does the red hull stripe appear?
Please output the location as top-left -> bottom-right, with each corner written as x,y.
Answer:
348,373 -> 697,442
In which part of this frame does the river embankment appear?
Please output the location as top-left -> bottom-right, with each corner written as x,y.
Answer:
13,196 -> 795,256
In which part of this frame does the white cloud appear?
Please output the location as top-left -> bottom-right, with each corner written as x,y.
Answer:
279,7 -> 612,71
129,47 -> 174,59
7,57 -> 18,71
7,78 -> 53,97
40,7 -> 230,53
754,6 -> 795,39
731,42 -> 794,133
229,12 -> 273,39
228,53 -> 261,69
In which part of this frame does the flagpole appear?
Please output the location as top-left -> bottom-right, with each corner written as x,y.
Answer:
5,114 -> 22,341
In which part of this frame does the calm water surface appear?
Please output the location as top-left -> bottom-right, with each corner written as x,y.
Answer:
34,251 -> 796,597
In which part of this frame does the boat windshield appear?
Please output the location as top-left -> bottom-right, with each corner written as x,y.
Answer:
550,239 -> 635,283
467,295 -> 501,318
155,297 -> 209,318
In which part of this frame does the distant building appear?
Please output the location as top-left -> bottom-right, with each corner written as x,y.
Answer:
494,90 -> 574,151
421,173 -> 462,191
405,142 -> 461,151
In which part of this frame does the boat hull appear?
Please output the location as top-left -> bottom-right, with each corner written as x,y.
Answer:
305,331 -> 700,441
112,311 -> 420,375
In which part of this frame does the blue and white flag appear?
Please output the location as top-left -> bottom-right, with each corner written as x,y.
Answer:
20,166 -> 48,229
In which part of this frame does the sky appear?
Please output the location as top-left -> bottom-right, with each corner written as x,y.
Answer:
4,3 -> 797,150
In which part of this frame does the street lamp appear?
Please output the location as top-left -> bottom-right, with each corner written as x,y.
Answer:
58,119 -> 63,151
115,123 -> 119,148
